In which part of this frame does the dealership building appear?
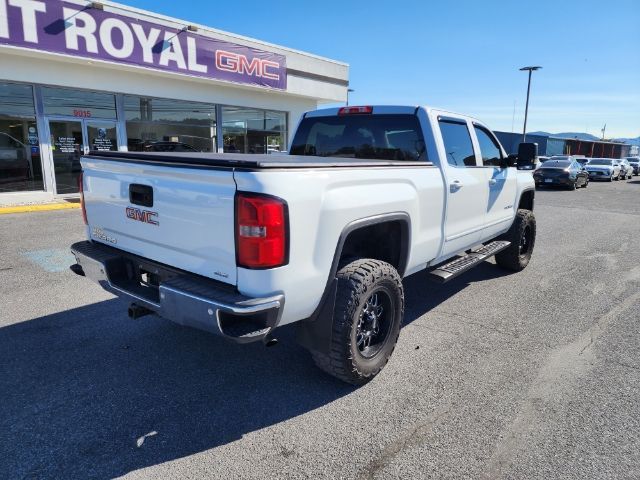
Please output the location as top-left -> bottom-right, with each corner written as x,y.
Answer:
0,0 -> 349,204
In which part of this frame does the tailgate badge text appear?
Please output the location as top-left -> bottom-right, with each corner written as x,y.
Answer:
91,227 -> 117,244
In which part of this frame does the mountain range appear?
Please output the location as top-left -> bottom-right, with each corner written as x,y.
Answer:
530,131 -> 640,146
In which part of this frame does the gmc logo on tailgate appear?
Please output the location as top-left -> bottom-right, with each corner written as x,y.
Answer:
126,207 -> 159,226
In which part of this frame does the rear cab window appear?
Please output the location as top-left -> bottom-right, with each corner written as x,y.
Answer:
290,114 -> 427,161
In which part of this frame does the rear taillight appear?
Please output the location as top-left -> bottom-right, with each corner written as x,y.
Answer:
78,171 -> 87,225
338,105 -> 373,115
235,193 -> 288,269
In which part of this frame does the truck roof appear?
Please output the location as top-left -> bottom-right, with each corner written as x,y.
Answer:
305,105 -> 485,124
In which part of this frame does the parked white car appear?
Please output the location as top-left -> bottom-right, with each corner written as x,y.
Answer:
585,158 -> 620,181
617,159 -> 634,180
625,157 -> 640,175
71,105 -> 537,384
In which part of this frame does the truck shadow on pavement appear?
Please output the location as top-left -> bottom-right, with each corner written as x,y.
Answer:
0,262 -> 507,479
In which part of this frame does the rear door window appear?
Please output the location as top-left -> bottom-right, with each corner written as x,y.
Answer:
438,120 -> 477,167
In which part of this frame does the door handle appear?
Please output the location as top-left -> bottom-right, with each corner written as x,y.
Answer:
450,180 -> 463,192
489,178 -> 497,186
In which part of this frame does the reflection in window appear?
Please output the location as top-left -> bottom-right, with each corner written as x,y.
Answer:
0,83 -> 44,192
42,87 -> 116,119
222,106 -> 286,154
124,96 -> 216,152
439,120 -> 476,167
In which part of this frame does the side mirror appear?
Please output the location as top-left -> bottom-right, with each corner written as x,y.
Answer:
517,142 -> 538,169
504,154 -> 518,168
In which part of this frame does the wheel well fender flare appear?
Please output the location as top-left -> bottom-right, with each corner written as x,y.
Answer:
518,188 -> 535,211
295,212 -> 411,354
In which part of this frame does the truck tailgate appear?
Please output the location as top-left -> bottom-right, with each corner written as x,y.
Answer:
81,156 -> 237,285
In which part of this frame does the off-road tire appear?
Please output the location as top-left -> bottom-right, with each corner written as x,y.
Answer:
495,209 -> 536,272
311,259 -> 404,385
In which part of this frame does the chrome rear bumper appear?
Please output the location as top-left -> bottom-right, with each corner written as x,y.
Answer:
70,241 -> 283,343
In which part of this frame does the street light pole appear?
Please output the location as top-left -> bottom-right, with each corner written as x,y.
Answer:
346,88 -> 354,106
519,66 -> 542,143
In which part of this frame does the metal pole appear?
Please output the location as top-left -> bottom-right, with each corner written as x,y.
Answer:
522,69 -> 532,143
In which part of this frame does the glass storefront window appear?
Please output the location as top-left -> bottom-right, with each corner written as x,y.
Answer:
124,96 -> 216,152
222,106 -> 286,154
0,83 -> 44,193
42,87 -> 116,119
49,120 -> 83,195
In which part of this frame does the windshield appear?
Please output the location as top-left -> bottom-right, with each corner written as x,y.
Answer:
626,158 -> 639,163
290,114 -> 427,161
541,160 -> 570,169
589,159 -> 612,166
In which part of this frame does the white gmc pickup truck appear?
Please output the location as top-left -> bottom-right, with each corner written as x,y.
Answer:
71,105 -> 537,384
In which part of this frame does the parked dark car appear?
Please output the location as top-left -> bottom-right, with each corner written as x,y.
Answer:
533,159 -> 589,190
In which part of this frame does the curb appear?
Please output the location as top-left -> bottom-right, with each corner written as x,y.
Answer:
0,203 -> 81,215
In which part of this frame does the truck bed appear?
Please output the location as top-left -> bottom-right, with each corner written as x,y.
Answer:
85,151 -> 432,169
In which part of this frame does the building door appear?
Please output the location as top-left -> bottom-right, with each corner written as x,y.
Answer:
47,118 -> 118,194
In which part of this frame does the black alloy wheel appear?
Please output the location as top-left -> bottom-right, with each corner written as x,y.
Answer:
519,224 -> 533,258
355,289 -> 394,359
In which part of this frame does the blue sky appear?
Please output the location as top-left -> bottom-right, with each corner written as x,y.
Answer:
125,0 -> 639,138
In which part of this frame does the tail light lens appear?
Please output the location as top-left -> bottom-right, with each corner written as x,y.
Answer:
235,193 -> 288,269
78,171 -> 87,225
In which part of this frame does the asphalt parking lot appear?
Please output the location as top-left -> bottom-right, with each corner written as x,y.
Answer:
1,179 -> 639,479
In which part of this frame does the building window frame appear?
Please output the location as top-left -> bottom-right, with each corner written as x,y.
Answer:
220,104 -> 288,154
